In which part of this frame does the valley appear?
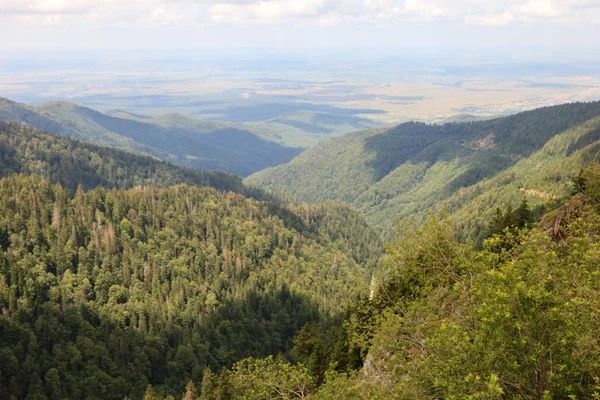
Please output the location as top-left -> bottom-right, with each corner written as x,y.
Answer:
2,45 -> 600,400
6,0 -> 600,394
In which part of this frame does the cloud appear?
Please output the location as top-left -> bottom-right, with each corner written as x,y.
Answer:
512,0 -> 565,18
318,13 -> 341,26
467,12 -> 514,26
205,0 -> 600,25
2,0 -> 600,27
403,0 -> 453,19
0,0 -> 92,15
210,0 -> 327,24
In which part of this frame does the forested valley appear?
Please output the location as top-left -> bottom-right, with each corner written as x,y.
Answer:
0,122 -> 381,399
3,102 -> 600,399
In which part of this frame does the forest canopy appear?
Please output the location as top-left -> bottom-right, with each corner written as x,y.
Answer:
193,164 -> 600,399
0,122 -> 381,399
0,174 -> 381,399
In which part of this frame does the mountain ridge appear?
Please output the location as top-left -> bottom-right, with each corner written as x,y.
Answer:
247,101 -> 600,242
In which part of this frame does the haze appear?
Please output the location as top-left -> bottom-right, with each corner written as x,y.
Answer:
1,1 -> 600,123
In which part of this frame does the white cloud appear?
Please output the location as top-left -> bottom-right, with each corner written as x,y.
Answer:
403,0 -> 453,19
210,0 -> 326,24
204,0 -> 600,25
512,0 -> 565,18
2,0 -> 600,27
466,11 -> 514,26
0,0 -> 92,15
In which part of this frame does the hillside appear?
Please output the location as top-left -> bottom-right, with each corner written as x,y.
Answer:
0,98 -> 162,156
0,121 -> 250,195
203,164 -> 600,399
0,97 -> 303,176
0,123 -> 382,399
248,102 -> 600,241
0,96 -> 381,177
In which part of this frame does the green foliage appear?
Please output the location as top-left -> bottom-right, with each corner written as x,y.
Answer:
361,165 -> 600,398
313,370 -> 362,400
292,324 -> 326,386
248,102 -> 600,242
10,96 -> 600,399
0,121 -> 252,195
182,381 -> 199,400
222,165 -> 600,399
228,356 -> 313,399
486,198 -> 537,251
0,174 -> 380,399
199,356 -> 314,399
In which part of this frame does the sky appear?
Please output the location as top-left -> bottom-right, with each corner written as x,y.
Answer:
1,0 -> 600,50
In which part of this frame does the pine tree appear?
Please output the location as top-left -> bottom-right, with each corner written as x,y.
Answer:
515,197 -> 533,228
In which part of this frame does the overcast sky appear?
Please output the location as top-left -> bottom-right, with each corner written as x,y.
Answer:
1,0 -> 600,50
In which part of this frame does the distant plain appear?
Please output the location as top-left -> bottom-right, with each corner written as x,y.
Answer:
2,47 -> 600,125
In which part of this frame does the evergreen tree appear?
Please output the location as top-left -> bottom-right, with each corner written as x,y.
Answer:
292,324 -> 326,385
515,197 -> 533,228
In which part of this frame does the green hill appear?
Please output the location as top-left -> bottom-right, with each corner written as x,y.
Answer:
105,109 -> 322,148
136,110 -> 378,148
8,96 -> 600,399
247,102 -> 600,242
1,97 -> 304,177
0,98 -> 155,155
267,110 -> 379,136
0,121 -> 249,195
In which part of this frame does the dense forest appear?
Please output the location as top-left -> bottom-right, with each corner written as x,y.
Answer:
0,122 -> 247,194
248,102 -> 600,242
176,164 -> 600,399
0,122 -> 383,399
0,174 -> 381,399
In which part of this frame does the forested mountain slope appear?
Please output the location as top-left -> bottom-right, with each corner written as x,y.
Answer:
0,175 -> 381,399
0,122 -> 382,399
248,102 -> 600,241
197,164 -> 600,399
0,97 -> 302,176
0,122 -> 248,195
